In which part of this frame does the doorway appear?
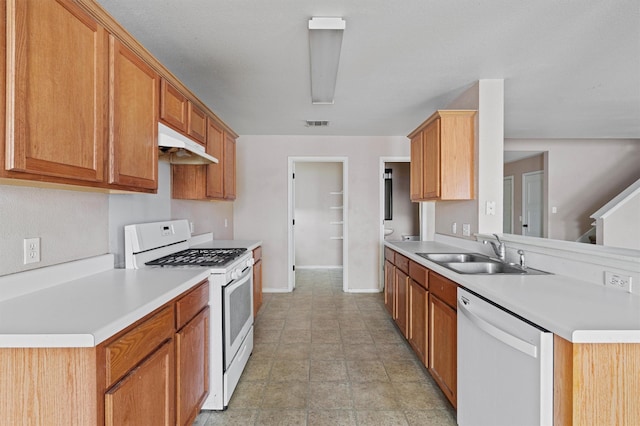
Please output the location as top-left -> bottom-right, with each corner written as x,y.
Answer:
288,157 -> 348,292
378,157 -> 416,289
522,171 -> 544,237
503,176 -> 514,234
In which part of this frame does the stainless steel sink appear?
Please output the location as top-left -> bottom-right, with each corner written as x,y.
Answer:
416,252 -> 550,275
417,253 -> 491,263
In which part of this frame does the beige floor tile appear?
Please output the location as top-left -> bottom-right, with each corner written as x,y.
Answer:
241,357 -> 273,381
261,382 -> 309,408
310,360 -> 348,381
275,342 -> 312,359
312,318 -> 340,330
270,359 -> 310,381
404,409 -> 457,426
281,328 -> 312,344
356,410 -> 409,426
311,328 -> 342,344
343,344 -> 379,360
347,360 -> 390,382
227,381 -> 265,409
254,328 -> 282,344
205,409 -> 259,425
375,342 -> 415,360
255,317 -> 285,330
310,343 -> 345,360
337,318 -> 367,330
308,382 -> 353,409
392,381 -> 445,409
341,329 -> 374,345
383,359 -> 429,383
256,409 -> 307,425
307,410 -> 357,426
351,382 -> 399,409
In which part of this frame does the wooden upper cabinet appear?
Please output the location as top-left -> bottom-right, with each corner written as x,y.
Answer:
223,132 -> 236,200
5,0 -> 108,182
408,110 -> 475,201
188,102 -> 207,146
109,36 -> 158,190
205,118 -> 224,199
409,132 -> 423,201
160,79 -> 188,133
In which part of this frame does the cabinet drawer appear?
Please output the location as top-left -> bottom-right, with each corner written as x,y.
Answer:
105,306 -> 175,387
176,280 -> 209,330
409,261 -> 428,289
395,254 -> 410,274
384,247 -> 395,263
429,272 -> 457,309
253,246 -> 262,262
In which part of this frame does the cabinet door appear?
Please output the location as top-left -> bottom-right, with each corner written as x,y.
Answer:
105,340 -> 175,426
384,259 -> 395,316
160,79 -> 187,132
429,294 -> 457,408
394,268 -> 409,338
187,102 -> 207,146
109,36 -> 158,190
223,133 -> 236,200
6,0 -> 107,182
409,132 -> 423,201
409,280 -> 428,366
422,118 -> 441,199
176,307 -> 209,426
205,118 -> 224,199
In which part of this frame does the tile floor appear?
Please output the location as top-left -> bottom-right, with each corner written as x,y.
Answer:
195,269 -> 457,426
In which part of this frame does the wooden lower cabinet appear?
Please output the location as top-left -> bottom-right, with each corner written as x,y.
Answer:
384,259 -> 395,316
429,294 -> 457,408
105,340 -> 175,426
176,307 -> 209,426
408,279 -> 428,366
0,280 -> 210,425
394,268 -> 409,338
253,246 -> 263,317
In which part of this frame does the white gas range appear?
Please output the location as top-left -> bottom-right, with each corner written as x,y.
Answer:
124,219 -> 254,410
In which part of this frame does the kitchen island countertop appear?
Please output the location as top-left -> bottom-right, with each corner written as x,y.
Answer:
0,262 -> 209,348
386,240 -> 640,344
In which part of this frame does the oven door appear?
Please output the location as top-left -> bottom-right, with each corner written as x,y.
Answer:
223,265 -> 253,370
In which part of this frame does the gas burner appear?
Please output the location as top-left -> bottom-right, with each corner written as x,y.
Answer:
145,248 -> 247,267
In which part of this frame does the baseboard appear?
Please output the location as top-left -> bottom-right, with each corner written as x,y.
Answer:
295,265 -> 343,270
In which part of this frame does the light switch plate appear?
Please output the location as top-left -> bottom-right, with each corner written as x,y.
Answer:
462,224 -> 471,237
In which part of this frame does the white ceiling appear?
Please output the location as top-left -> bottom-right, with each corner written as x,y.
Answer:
97,0 -> 640,139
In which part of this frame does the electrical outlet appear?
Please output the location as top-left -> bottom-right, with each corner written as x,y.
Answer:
462,224 -> 471,237
486,201 -> 496,215
605,271 -> 633,293
224,219 -> 228,228
23,237 -> 41,264
451,222 -> 457,234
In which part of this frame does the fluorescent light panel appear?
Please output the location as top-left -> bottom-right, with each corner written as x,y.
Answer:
308,17 -> 345,104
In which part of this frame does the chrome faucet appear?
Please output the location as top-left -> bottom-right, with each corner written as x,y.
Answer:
517,249 -> 526,269
484,234 -> 506,262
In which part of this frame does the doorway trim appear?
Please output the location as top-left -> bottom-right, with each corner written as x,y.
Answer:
503,175 -> 514,234
288,157 -> 349,292
378,156 -> 410,290
522,170 -> 544,237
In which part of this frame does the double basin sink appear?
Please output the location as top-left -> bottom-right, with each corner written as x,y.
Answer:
416,253 -> 549,275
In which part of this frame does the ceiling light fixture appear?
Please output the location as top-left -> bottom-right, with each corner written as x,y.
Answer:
308,17 -> 346,104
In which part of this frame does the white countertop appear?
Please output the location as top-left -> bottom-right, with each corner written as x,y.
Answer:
0,267 -> 209,348
386,241 -> 640,343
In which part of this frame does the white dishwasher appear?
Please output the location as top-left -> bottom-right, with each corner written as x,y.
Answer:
457,287 -> 553,426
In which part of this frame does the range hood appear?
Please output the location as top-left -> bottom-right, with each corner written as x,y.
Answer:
158,122 -> 218,165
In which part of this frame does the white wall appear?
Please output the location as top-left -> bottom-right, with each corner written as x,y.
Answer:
435,80 -> 504,239
233,135 -> 409,292
294,162 -> 343,267
504,138 -> 640,241
0,184 -> 108,275
1,161 -> 233,275
600,194 -> 640,250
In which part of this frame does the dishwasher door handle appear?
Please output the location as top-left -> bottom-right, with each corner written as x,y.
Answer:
458,298 -> 538,358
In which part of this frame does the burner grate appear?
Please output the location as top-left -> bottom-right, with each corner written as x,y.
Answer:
146,248 -> 246,267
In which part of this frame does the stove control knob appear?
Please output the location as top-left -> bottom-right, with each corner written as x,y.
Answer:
247,258 -> 255,267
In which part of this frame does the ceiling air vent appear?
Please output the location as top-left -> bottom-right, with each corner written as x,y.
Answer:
305,120 -> 330,127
